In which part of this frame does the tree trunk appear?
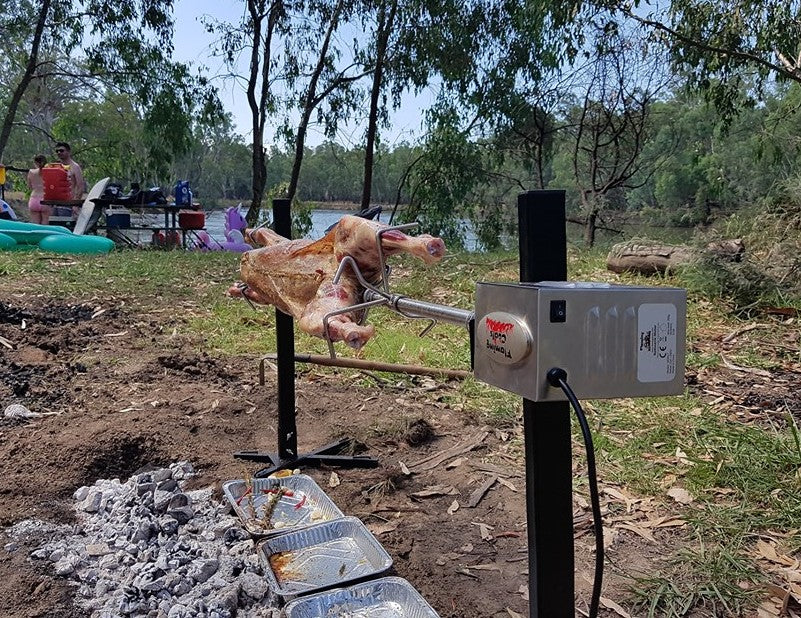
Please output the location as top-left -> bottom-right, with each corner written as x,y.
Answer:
249,145 -> 267,224
584,210 -> 598,247
0,0 -> 51,161
244,0 -> 281,225
287,0 -> 344,203
360,0 -> 397,213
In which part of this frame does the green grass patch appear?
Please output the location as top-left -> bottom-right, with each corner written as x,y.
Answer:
629,538 -> 763,617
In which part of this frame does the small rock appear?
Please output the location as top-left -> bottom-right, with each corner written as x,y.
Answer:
158,515 -> 179,536
136,482 -> 156,497
153,490 -> 173,513
239,571 -> 268,600
54,558 -> 75,576
86,543 -> 111,557
151,468 -> 173,483
49,548 -> 65,562
191,559 -> 220,583
168,506 -> 194,525
80,490 -> 103,513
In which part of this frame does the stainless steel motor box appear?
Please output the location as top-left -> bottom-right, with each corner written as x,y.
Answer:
473,282 -> 687,401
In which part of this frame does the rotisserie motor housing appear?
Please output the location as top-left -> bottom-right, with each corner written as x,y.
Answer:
473,282 -> 687,401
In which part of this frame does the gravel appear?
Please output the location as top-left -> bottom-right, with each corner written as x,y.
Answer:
5,462 -> 281,618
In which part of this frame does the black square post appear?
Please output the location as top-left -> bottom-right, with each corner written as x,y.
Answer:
518,190 -> 575,616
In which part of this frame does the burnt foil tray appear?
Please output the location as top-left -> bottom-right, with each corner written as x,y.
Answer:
283,576 -> 441,617
258,516 -> 393,598
222,475 -> 344,537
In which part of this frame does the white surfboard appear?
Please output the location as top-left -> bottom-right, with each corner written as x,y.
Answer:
73,177 -> 110,236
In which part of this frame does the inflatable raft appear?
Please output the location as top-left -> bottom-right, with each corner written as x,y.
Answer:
0,219 -> 114,254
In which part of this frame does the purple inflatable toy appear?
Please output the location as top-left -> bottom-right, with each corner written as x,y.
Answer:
195,206 -> 252,252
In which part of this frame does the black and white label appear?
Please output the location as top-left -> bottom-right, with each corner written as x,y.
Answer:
637,303 -> 677,382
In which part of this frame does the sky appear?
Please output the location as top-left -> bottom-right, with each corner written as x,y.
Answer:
171,0 -> 432,149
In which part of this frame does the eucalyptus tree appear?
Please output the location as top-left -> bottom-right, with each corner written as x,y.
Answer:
550,27 -> 671,246
203,0 -> 292,223
0,0 -> 213,170
355,0 -> 488,213
283,0 -> 369,203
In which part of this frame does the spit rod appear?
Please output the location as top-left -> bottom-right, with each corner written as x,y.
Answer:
363,289 -> 474,329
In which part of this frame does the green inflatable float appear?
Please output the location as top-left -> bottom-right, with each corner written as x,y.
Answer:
0,219 -> 114,255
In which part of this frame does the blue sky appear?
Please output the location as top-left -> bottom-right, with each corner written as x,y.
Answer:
171,0 -> 431,148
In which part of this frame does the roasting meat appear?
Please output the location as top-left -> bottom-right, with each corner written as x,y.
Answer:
229,215 -> 446,349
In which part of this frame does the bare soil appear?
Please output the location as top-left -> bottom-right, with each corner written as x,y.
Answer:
0,287 -> 799,617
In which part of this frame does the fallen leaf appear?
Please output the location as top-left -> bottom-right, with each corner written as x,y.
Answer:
367,522 -> 398,536
497,477 -> 518,492
615,523 -> 657,543
399,461 -> 411,476
600,596 -> 632,617
675,447 -> 692,465
649,517 -> 686,529
466,476 -> 497,508
445,457 -> 466,470
467,562 -> 502,572
411,485 -> 458,499
603,486 -> 639,512
471,521 -> 493,540
667,487 -> 693,504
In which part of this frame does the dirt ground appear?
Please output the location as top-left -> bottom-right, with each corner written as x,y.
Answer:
0,287 -> 798,617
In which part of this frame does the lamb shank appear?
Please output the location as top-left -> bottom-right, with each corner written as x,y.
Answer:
229,215 -> 446,349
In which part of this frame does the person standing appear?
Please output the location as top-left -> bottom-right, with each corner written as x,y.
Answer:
26,154 -> 50,224
54,142 -> 85,200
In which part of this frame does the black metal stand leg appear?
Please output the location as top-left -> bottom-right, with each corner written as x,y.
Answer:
518,190 -> 575,617
234,198 -> 378,477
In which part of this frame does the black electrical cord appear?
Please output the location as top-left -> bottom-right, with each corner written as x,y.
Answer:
546,367 -> 604,618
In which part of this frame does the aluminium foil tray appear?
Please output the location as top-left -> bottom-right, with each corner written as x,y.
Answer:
222,475 -> 344,537
258,516 -> 393,598
283,576 -> 440,617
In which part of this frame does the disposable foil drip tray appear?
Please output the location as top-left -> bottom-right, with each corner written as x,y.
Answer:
222,475 -> 344,537
283,576 -> 440,617
257,517 -> 393,598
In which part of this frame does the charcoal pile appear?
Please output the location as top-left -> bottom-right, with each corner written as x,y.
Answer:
5,462 -> 280,618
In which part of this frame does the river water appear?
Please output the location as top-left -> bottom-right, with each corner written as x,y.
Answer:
202,208 -> 480,251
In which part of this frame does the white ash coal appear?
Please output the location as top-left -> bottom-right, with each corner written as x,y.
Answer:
5,462 -> 282,618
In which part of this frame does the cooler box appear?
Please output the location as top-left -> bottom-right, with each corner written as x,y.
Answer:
178,210 -> 204,230
105,207 -> 131,227
42,166 -> 71,201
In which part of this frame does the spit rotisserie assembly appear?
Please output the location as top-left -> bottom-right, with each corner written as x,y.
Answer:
229,215 -> 446,349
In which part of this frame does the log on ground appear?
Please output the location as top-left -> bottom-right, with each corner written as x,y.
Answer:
606,239 -> 744,275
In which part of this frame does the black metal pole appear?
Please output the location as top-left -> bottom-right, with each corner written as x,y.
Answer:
235,204 -> 378,475
273,198 -> 298,460
518,190 -> 575,617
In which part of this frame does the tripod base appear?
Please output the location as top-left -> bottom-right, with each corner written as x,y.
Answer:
234,438 -> 379,478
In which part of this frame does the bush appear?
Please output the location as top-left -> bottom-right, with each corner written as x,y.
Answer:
679,181 -> 801,314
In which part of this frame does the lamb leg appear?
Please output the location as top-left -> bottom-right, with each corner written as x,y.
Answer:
332,215 -> 445,280
297,281 -> 375,349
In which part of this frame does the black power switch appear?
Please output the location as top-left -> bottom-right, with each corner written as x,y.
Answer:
550,299 -> 567,323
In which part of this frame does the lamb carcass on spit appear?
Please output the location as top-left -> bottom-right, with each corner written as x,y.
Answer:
229,215 -> 446,349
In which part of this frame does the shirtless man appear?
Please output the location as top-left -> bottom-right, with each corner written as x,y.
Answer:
54,142 -> 85,199
26,154 -> 50,224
